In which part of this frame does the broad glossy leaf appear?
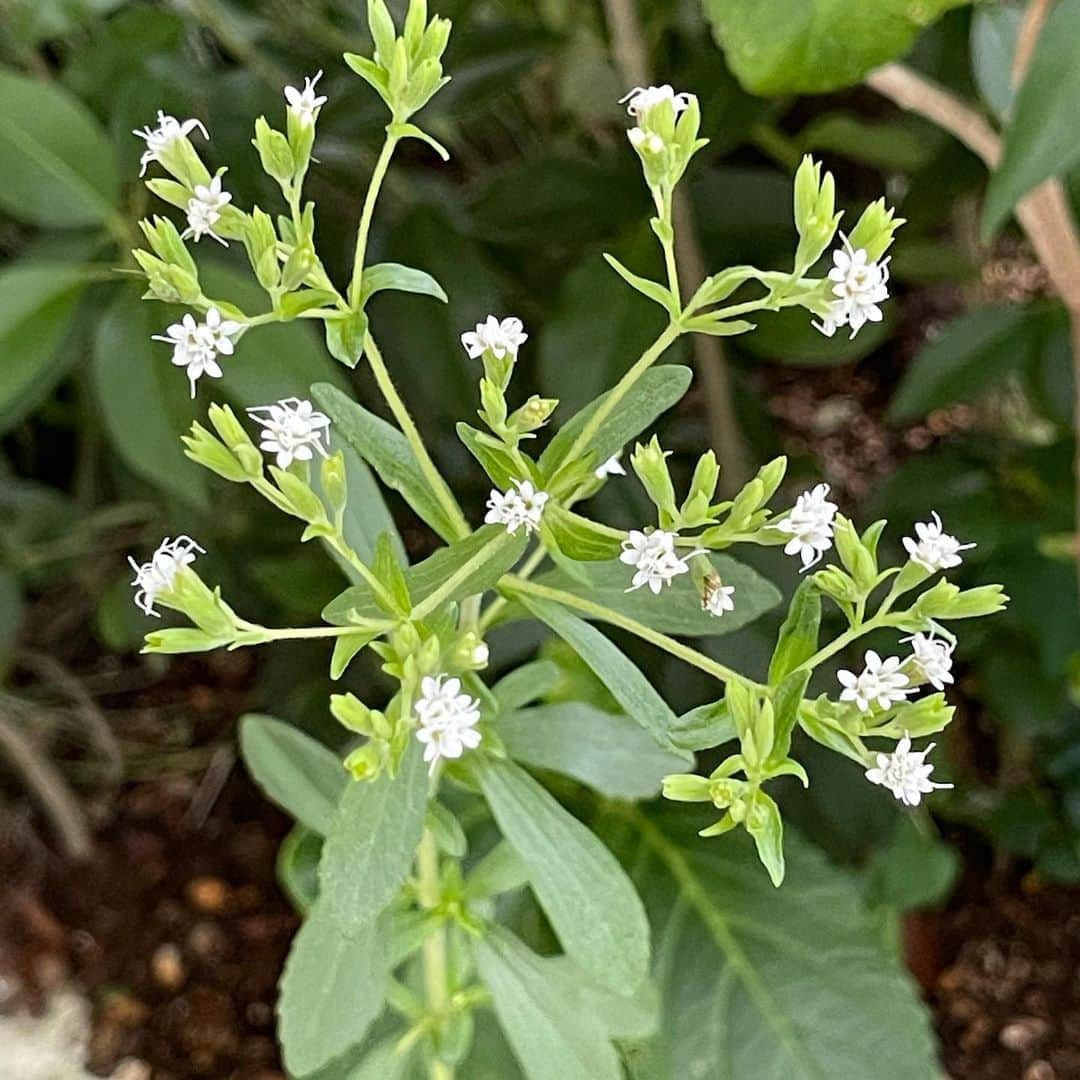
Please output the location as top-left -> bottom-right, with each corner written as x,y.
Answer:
540,365 -> 692,478
92,288 -> 207,508
500,703 -> 690,800
0,263 -> 89,432
889,305 -> 1044,420
625,811 -> 937,1079
319,740 -> 427,932
239,714 -> 345,836
323,525 -> 526,625
983,0 -> 1080,235
473,758 -> 651,993
313,382 -> 463,543
0,67 -> 118,227
536,555 -> 781,637
703,0 -> 965,95
476,928 -> 623,1080
516,594 -> 681,752
277,901 -> 387,1077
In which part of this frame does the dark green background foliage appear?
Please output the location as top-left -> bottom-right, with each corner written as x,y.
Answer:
4,0 -> 1080,1075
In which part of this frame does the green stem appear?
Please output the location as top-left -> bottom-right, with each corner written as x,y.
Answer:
560,322 -> 682,467
348,133 -> 400,307
656,186 -> 681,307
416,827 -> 454,1080
237,622 -> 378,642
364,332 -> 472,540
477,545 -> 549,632
411,533 -> 511,622
504,576 -> 764,691
792,609 -> 905,677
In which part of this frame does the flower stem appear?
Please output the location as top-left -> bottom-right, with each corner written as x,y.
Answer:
416,827 -> 454,1080
364,332 -> 472,540
348,132 -> 400,307
504,576 -> 764,691
560,322 -> 682,467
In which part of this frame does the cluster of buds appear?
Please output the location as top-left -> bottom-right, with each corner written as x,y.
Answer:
621,85 -> 708,194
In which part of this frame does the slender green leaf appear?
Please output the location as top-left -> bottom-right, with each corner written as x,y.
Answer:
492,660 -> 562,712
319,740 -> 428,932
473,757 -> 650,992
278,901 -> 387,1077
515,594 -> 681,752
0,263 -> 89,432
971,4 -> 1023,121
625,811 -> 938,1079
602,253 -> 673,312
536,555 -> 781,637
539,366 -> 692,478
669,700 -> 736,751
500,703 -> 690,799
323,525 -> 526,625
313,382 -> 462,543
768,579 -> 822,683
703,0 -> 966,96
359,262 -> 447,305
239,714 -> 345,836
476,928 -> 622,1080
983,0 -> 1080,235
0,67 -> 119,227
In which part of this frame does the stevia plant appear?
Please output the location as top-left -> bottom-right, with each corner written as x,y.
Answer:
120,1 -> 1008,1075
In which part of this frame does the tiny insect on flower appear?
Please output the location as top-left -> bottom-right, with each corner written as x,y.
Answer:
595,454 -> 627,479
129,536 -> 204,617
776,483 -> 837,570
812,238 -> 890,341
133,111 -> 209,176
620,529 -> 703,594
865,733 -> 953,807
184,174 -> 232,246
461,316 -> 528,361
837,650 -> 914,713
905,632 -> 955,691
414,675 -> 482,774
903,511 -> 975,572
152,307 -> 242,398
702,576 -> 736,617
284,70 -> 327,126
247,398 -> 331,469
484,479 -> 548,535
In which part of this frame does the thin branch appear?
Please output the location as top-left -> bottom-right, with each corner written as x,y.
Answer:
601,0 -> 752,495
1012,0 -> 1054,85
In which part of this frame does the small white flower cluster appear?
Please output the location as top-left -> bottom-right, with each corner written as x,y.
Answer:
128,535 -> 204,617
284,71 -> 327,126
184,174 -> 232,246
485,479 -> 548,535
702,578 -> 736,617
414,675 -> 482,774
152,307 -> 242,397
133,111 -> 208,176
903,511 -> 975,571
621,84 -> 691,153
865,735 -> 953,808
247,398 -> 331,469
461,316 -> 528,361
813,240 -> 890,340
777,483 -> 837,570
620,529 -> 702,595
839,632 -> 958,806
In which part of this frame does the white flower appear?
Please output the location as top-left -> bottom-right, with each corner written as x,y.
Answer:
484,479 -> 548,535
152,307 -> 241,397
184,174 -> 232,245
247,397 -> 331,469
902,511 -> 975,572
133,110 -> 209,176
865,734 -> 953,807
619,529 -> 702,594
414,675 -> 482,774
284,70 -> 327,125
595,454 -> 626,479
813,239 -> 890,340
628,127 -> 664,154
837,650 -> 914,714
461,316 -> 528,361
702,578 -> 736,617
776,483 -> 837,570
128,535 -> 204,617
905,632 -> 955,691
620,85 -> 692,118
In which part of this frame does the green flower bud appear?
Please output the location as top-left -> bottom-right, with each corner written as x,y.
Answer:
813,565 -> 861,604
631,436 -> 678,524
344,742 -> 385,781
508,395 -> 558,436
271,467 -> 327,524
143,627 -> 228,654
847,198 -> 905,263
182,422 -> 249,483
832,515 -> 877,592
253,116 -> 295,184
874,693 -> 954,739
140,216 -> 196,276
156,135 -> 212,189
321,452 -> 349,518
662,773 -> 712,802
793,155 -> 842,273
331,692 -> 374,734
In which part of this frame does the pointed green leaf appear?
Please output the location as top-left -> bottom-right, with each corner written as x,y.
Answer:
359,262 -> 447,305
